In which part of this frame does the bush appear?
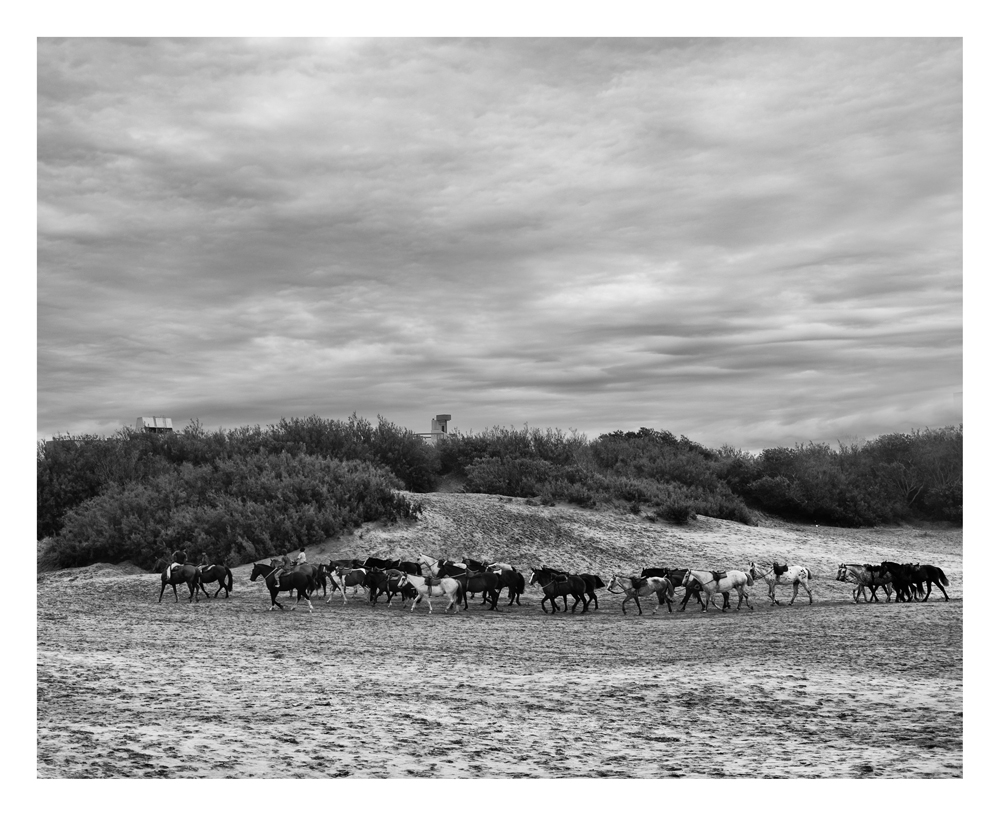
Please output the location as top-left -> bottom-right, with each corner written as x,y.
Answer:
47,452 -> 421,571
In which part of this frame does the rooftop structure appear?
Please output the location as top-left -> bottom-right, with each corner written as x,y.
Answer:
135,416 -> 174,434
418,414 -> 452,445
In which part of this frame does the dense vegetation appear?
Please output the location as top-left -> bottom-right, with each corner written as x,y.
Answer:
38,415 -> 962,570
37,415 -> 430,569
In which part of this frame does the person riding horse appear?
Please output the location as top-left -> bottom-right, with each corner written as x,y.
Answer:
166,547 -> 188,578
269,548 -> 307,583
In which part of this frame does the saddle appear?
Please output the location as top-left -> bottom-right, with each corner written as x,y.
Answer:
426,575 -> 442,587
629,576 -> 647,589
711,570 -> 727,583
773,563 -> 788,577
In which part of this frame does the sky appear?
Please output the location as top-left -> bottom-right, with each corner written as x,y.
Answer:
36,37 -> 963,452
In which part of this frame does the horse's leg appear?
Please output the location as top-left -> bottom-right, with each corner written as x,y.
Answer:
770,580 -> 779,605
934,578 -> 949,602
634,594 -> 642,615
789,581 -> 799,605
159,580 -> 166,603
173,582 -> 180,603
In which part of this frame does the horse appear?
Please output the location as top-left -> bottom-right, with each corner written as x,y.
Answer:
836,564 -> 892,603
403,568 -> 464,614
492,568 -> 525,606
681,569 -> 753,612
528,567 -> 588,614
748,561 -> 814,605
249,562 -> 315,612
327,567 -> 368,604
457,570 -> 502,610
607,574 -> 674,615
156,561 -> 201,603
196,563 -> 234,599
428,559 -> 502,610
880,561 -> 950,602
577,573 -> 605,610
641,566 -> 727,612
537,565 -> 594,612
463,557 -> 491,572
365,568 -> 416,606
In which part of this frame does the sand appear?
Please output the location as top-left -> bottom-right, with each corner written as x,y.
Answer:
36,492 -> 962,778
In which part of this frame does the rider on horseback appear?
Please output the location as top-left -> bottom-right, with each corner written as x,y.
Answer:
268,548 -> 306,583
166,547 -> 188,578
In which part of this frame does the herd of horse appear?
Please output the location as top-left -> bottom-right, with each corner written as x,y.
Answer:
835,561 -> 950,603
155,552 -> 952,613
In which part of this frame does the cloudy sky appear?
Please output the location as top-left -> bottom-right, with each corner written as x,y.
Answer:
37,37 -> 962,451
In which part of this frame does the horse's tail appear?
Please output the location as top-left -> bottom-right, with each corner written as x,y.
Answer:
225,568 -> 234,592
938,568 -> 949,586
805,568 -> 813,581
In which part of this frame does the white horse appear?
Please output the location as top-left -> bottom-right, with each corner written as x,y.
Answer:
403,553 -> 464,614
681,569 -> 753,612
748,561 -> 815,605
606,574 -> 674,615
836,563 -> 892,603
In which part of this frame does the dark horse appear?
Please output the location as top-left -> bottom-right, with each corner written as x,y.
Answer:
249,562 -> 315,612
579,573 -> 605,610
154,559 -> 200,603
433,560 -> 502,610
493,568 -> 525,606
196,563 -> 234,598
881,561 -> 950,602
529,567 -> 589,614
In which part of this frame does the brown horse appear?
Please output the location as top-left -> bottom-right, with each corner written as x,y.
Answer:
155,560 -> 201,603
249,562 -> 315,612
196,564 -> 234,598
528,567 -> 589,614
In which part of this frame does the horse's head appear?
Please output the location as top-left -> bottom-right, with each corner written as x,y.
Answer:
249,563 -> 268,582
835,564 -> 848,582
680,569 -> 692,586
528,568 -> 541,586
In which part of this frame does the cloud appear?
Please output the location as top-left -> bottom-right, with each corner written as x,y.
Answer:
37,38 -> 962,450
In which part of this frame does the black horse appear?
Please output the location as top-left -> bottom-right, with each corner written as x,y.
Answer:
155,560 -> 201,603
881,561 -> 950,602
529,567 -> 588,614
196,563 -> 234,598
249,562 -> 315,611
492,568 -> 525,606
364,568 -> 417,605
540,565 -> 601,612
578,573 -> 605,610
457,570 -> 502,610
433,560 -> 502,610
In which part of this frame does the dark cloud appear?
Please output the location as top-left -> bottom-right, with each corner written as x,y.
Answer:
37,38 -> 962,449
